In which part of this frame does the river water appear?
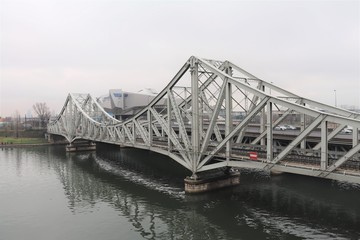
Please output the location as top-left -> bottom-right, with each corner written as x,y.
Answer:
0,144 -> 359,240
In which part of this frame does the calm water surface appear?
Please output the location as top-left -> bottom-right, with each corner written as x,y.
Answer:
1,144 -> 360,240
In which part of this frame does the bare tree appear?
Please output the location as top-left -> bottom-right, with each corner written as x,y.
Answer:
33,102 -> 51,128
12,110 -> 20,137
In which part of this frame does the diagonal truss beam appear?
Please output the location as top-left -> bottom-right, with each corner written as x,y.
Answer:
198,78 -> 227,160
264,114 -> 327,170
198,96 -> 269,170
168,90 -> 191,152
319,143 -> 360,178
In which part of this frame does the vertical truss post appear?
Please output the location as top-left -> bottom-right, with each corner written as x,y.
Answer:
148,110 -> 153,147
300,101 -> 306,149
266,101 -> 273,161
191,59 -> 200,175
321,120 -> 328,170
225,65 -> 232,163
67,100 -> 74,142
353,127 -> 359,147
199,94 -> 203,140
353,127 -> 359,165
167,90 -> 172,151
184,87 -> 188,116
132,122 -> 135,144
260,84 -> 266,145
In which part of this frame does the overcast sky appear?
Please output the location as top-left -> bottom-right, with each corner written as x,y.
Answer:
0,0 -> 359,117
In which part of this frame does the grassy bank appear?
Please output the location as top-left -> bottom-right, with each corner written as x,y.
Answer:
0,137 -> 48,145
0,129 -> 46,138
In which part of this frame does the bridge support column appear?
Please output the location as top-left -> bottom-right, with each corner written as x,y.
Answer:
225,72 -> 232,163
184,171 -> 240,194
167,92 -> 173,152
190,59 -> 200,175
300,102 -> 306,149
260,84 -> 266,145
353,127 -> 359,147
46,133 -> 54,143
225,64 -> 233,163
266,101 -> 273,162
148,111 -> 153,146
320,121 -> 328,170
66,141 -> 96,152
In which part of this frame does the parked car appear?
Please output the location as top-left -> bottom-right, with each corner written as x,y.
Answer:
284,125 -> 296,130
274,125 -> 287,130
342,127 -> 353,134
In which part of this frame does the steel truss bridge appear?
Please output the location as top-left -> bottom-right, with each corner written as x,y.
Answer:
48,56 -> 360,184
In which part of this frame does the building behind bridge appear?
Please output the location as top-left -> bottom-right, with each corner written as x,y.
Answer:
98,89 -> 167,121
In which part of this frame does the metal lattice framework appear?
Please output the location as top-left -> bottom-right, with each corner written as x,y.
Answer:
48,56 -> 360,183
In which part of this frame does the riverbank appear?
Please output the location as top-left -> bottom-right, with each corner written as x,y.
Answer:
0,129 -> 46,138
0,137 -> 47,144
0,137 -> 66,148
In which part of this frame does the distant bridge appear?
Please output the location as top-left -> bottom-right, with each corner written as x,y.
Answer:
48,56 -> 360,184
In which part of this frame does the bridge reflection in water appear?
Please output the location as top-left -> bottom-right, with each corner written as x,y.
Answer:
47,144 -> 360,239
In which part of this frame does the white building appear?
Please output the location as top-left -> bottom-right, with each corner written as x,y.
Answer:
98,88 -> 166,120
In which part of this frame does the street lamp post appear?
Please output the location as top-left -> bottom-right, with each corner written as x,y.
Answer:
334,90 -> 337,107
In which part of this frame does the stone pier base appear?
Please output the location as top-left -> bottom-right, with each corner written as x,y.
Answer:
66,142 -> 96,152
184,172 -> 240,194
270,169 -> 284,175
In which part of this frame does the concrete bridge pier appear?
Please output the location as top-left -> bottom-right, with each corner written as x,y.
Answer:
270,169 -> 284,175
184,169 -> 240,194
45,133 -> 54,143
46,133 -> 68,144
66,141 -> 96,152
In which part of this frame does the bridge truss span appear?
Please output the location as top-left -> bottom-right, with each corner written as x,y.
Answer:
48,56 -> 360,184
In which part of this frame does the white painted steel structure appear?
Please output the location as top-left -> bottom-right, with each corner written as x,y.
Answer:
48,56 -> 360,183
